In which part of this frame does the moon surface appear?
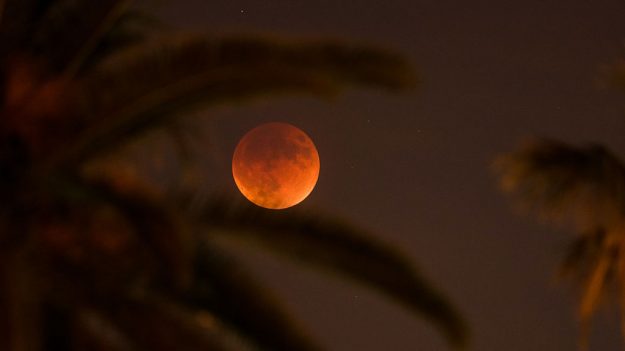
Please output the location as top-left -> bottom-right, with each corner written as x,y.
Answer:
232,122 -> 320,209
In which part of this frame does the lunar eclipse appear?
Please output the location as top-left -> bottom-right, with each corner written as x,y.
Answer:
232,122 -> 320,209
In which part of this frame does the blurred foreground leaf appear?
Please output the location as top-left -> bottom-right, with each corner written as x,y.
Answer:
194,198 -> 468,347
495,139 -> 625,348
0,0 -> 463,350
59,35 -> 416,166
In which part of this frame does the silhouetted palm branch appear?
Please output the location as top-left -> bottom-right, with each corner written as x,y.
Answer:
0,0 -> 466,350
495,139 -> 625,348
194,197 -> 467,347
496,139 -> 625,228
55,34 -> 416,167
184,242 -> 323,351
30,0 -> 129,76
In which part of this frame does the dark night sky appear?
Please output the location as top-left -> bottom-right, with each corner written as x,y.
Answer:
142,1 -> 625,350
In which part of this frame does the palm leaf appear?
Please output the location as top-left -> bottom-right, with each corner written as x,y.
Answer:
5,246 -> 43,351
29,0 -> 129,75
67,177 -> 193,291
51,35 -> 416,167
80,10 -> 165,73
191,197 -> 467,348
494,139 -> 625,230
495,139 -> 625,349
0,2 -> 467,350
0,0 -> 51,55
578,252 -> 611,348
559,229 -> 605,280
52,177 -> 323,351
72,308 -> 135,351
0,258 -> 9,351
97,294 -> 237,351
0,0 -> 6,28
180,240 -> 322,351
617,251 -> 625,347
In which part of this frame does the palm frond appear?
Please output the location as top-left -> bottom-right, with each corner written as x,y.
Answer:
97,294 -> 237,351
67,178 -> 193,291
50,177 -> 323,351
29,0 -> 129,75
494,139 -> 625,231
0,2 -> 467,350
6,246 -> 43,351
617,252 -> 625,347
559,229 -> 605,279
578,252 -> 611,348
41,302 -> 73,351
495,139 -> 625,349
0,0 -> 6,28
0,0 -> 52,55
72,308 -> 135,351
0,262 -> 9,351
80,10 -> 165,73
180,241 -> 322,351
52,35 -> 416,167
192,197 -> 467,348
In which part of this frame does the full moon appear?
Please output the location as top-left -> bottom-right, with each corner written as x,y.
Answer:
232,122 -> 320,209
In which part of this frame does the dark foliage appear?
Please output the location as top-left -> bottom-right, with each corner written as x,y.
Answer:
0,1 -> 466,350
496,112 -> 625,348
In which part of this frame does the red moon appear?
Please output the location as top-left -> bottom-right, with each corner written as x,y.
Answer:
232,122 -> 320,209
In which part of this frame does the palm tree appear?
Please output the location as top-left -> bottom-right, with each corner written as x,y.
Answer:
495,62 -> 625,349
0,0 -> 467,350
